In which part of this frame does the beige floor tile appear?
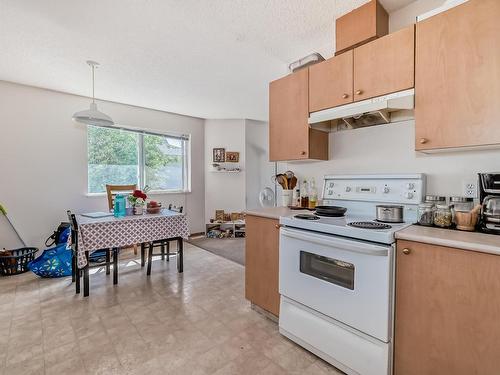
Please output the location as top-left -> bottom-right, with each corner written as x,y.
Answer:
256,362 -> 289,375
44,341 -> 80,368
3,357 -> 45,375
81,346 -> 124,375
0,244 -> 344,375
5,343 -> 43,366
45,356 -> 87,375
213,348 -> 272,375
269,345 -> 317,373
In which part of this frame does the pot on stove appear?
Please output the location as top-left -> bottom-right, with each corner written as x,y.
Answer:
376,205 -> 404,223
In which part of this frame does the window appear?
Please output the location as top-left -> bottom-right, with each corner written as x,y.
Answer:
87,125 -> 189,194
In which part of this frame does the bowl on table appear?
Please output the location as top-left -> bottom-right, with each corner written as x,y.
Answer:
146,202 -> 162,214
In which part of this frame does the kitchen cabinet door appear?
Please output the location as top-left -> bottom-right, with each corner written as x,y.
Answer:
245,215 -> 280,316
395,240 -> 500,375
415,0 -> 500,151
353,25 -> 414,101
335,0 -> 388,55
309,50 -> 354,112
269,69 -> 328,161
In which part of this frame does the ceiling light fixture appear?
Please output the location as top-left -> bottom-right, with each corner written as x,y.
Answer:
72,60 -> 114,126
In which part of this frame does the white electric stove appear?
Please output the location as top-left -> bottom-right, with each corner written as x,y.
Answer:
278,174 -> 426,375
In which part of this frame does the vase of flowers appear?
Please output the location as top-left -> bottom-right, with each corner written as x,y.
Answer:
128,187 -> 149,215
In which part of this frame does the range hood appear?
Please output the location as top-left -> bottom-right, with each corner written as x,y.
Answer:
309,89 -> 414,129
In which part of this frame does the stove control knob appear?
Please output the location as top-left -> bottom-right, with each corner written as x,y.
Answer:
404,192 -> 414,199
383,187 -> 390,194
345,187 -> 352,192
406,183 -> 415,190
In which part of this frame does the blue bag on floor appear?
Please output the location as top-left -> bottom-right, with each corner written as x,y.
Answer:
28,242 -> 72,278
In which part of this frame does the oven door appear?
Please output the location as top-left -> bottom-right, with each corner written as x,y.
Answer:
279,227 -> 393,342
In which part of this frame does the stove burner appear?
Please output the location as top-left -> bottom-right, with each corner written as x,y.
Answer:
294,214 -> 320,220
348,221 -> 392,230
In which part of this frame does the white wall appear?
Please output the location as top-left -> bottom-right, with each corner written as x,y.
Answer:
285,121 -> 500,197
245,119 -> 276,210
0,81 -> 205,249
389,0 -> 445,32
284,0 -> 500,199
204,119 -> 246,223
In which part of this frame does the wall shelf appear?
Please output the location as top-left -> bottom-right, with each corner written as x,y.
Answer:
210,169 -> 242,173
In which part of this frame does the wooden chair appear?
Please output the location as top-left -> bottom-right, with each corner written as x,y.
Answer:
105,184 -> 138,255
141,205 -> 184,275
67,210 -> 118,297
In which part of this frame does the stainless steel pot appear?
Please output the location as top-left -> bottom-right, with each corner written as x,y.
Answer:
376,205 -> 404,223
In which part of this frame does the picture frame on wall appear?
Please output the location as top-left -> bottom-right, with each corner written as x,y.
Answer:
225,151 -> 239,162
213,148 -> 225,162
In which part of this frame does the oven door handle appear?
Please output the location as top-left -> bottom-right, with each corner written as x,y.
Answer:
281,228 -> 389,256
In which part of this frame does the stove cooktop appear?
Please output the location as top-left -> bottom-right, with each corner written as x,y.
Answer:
280,214 -> 411,244
281,174 -> 425,244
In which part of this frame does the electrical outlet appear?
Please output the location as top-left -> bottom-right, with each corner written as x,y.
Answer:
463,180 -> 477,198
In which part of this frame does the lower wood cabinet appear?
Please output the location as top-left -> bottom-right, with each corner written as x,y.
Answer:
245,215 -> 280,316
395,240 -> 500,375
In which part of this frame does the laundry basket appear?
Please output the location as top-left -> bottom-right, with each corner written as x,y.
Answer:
0,247 -> 38,276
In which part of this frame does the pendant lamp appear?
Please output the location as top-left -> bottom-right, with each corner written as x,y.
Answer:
72,60 -> 114,126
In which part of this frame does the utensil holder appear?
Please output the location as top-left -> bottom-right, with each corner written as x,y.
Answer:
281,190 -> 293,207
454,210 -> 479,231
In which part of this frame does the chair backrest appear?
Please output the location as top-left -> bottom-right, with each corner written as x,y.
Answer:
168,204 -> 184,213
105,184 -> 137,211
66,210 -> 78,252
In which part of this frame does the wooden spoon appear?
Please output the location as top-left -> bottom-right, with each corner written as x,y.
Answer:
275,174 -> 287,189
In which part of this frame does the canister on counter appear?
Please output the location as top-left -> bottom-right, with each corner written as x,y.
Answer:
418,203 -> 435,226
434,204 -> 453,228
450,196 -> 474,212
425,195 -> 447,205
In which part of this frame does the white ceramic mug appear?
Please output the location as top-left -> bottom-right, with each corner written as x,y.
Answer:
281,190 -> 293,207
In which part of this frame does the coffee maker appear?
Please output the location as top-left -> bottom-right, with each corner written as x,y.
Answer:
478,173 -> 500,234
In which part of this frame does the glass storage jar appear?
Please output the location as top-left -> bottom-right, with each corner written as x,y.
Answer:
418,203 -> 435,226
450,196 -> 474,224
450,196 -> 474,212
434,204 -> 453,228
425,195 -> 447,205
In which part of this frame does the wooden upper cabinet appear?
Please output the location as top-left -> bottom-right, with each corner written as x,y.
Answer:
354,25 -> 415,101
415,0 -> 500,151
309,50 -> 354,112
395,240 -> 500,375
245,215 -> 280,316
335,0 -> 388,55
269,69 -> 328,161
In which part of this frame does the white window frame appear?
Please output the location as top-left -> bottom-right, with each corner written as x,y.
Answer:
86,125 -> 191,195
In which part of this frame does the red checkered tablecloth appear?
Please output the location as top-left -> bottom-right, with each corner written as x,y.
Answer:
76,210 -> 190,268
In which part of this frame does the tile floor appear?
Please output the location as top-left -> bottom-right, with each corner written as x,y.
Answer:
0,243 -> 343,375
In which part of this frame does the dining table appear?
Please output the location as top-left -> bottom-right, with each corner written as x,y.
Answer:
75,209 -> 190,296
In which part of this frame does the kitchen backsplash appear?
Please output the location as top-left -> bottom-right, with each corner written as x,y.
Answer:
282,120 -> 500,199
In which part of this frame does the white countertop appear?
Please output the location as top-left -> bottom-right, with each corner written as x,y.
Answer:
245,206 -> 310,220
396,225 -> 500,256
